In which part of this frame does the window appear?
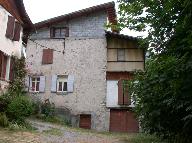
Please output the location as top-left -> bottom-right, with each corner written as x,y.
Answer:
50,27 -> 69,38
57,76 -> 68,93
31,77 -> 40,92
6,16 -> 21,41
117,49 -> 125,61
42,49 -> 53,64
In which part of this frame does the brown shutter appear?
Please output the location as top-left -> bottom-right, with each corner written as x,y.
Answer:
2,55 -> 7,79
13,22 -> 21,41
42,49 -> 53,64
6,16 -> 15,39
9,58 -> 14,81
118,80 -> 124,105
123,82 -> 131,105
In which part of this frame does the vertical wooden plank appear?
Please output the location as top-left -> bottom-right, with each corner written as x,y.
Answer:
2,55 -> 7,79
118,80 -> 124,105
13,22 -> 21,41
6,16 -> 15,39
123,81 -> 131,105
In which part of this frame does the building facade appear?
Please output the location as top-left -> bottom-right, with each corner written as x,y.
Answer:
25,2 -> 144,132
0,0 -> 32,91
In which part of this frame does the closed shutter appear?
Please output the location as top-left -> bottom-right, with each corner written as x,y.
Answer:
118,80 -> 124,105
123,80 -> 131,105
6,16 -> 15,39
9,58 -> 14,81
13,22 -> 21,41
2,55 -> 7,79
123,81 -> 131,105
67,75 -> 74,92
51,75 -> 57,92
39,76 -> 45,92
42,49 -> 53,64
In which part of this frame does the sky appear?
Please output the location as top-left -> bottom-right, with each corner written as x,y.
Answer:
23,0 -> 146,37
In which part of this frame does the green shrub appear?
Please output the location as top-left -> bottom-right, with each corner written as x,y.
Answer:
6,96 -> 34,123
0,112 -> 9,127
41,99 -> 55,117
0,93 -> 12,113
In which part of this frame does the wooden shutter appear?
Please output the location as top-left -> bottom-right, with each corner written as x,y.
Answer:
9,58 -> 14,81
39,76 -> 46,92
2,55 -> 7,79
51,75 -> 57,92
6,16 -> 15,39
118,80 -> 124,105
13,22 -> 21,41
42,49 -> 53,64
123,83 -> 131,105
67,75 -> 74,92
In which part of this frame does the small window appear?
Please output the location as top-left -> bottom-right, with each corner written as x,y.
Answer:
117,49 -> 125,61
50,27 -> 69,38
57,76 -> 68,93
31,77 -> 40,92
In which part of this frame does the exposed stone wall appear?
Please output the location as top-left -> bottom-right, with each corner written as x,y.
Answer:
26,38 -> 110,131
30,11 -> 107,40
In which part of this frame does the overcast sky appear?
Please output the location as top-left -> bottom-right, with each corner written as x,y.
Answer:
23,0 -> 146,37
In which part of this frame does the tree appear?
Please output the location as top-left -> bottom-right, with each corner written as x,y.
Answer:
117,0 -> 192,142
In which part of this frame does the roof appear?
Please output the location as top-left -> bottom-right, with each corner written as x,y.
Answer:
0,0 -> 33,30
105,31 -> 138,41
35,1 -> 117,29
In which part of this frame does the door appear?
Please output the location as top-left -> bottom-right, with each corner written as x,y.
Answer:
110,109 -> 139,133
79,114 -> 91,129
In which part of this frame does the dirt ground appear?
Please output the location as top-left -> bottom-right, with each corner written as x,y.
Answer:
0,120 -> 130,143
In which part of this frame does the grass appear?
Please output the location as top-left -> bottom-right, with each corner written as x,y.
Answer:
43,128 -> 63,136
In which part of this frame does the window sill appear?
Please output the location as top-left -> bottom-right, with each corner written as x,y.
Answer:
56,91 -> 68,95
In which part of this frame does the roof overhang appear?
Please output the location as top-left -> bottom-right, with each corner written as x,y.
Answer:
34,1 -> 117,30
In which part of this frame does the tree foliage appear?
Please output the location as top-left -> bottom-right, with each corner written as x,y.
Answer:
118,0 -> 192,142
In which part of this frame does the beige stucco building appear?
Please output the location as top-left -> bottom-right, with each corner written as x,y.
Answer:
26,2 -> 145,132
0,0 -> 32,92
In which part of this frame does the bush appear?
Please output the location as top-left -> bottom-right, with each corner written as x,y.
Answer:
0,112 -> 9,127
0,93 -> 12,113
41,99 -> 55,117
6,96 -> 34,123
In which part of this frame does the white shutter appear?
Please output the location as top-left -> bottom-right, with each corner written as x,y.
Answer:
25,76 -> 29,92
39,76 -> 45,92
67,75 -> 74,93
51,75 -> 57,92
29,76 -> 32,92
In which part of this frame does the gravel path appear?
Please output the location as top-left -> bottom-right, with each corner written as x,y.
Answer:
29,120 -> 122,143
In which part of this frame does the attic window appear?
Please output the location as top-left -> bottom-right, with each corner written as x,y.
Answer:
50,27 -> 69,38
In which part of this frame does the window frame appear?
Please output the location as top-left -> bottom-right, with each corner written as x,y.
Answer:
56,76 -> 68,93
117,48 -> 125,61
50,27 -> 69,39
31,77 -> 40,92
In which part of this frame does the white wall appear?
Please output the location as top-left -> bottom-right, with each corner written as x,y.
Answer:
0,5 -> 23,57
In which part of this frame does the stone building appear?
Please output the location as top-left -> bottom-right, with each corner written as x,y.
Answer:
0,0 -> 32,92
25,2 -> 144,132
